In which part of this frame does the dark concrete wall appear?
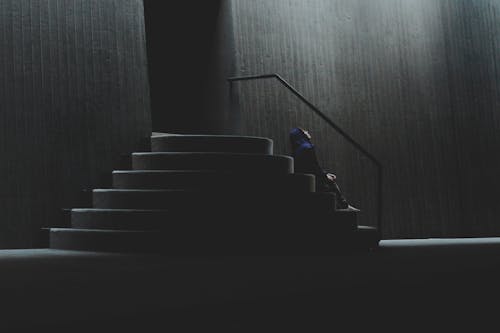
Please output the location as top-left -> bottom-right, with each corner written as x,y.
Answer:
227,0 -> 500,238
140,0 -> 499,238
0,0 -> 151,247
144,0 -> 234,134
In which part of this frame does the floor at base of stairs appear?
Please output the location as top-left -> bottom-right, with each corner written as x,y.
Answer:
1,238 -> 500,330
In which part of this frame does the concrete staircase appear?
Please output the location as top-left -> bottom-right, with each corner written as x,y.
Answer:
49,134 -> 380,254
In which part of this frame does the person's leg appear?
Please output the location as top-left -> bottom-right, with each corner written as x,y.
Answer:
327,181 -> 349,209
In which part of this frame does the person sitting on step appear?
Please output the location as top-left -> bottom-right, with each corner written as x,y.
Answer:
289,127 -> 358,211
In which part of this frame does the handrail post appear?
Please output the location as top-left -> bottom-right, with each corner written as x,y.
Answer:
228,73 -> 383,235
377,166 -> 383,233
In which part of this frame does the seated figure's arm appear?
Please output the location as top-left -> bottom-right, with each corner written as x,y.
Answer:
296,148 -> 327,178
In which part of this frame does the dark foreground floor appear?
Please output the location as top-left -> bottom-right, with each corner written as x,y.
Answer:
2,238 -> 500,331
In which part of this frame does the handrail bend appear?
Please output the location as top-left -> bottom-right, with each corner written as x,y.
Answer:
227,73 -> 382,232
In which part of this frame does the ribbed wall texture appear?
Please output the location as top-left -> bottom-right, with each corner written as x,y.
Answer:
0,0 -> 151,247
229,0 -> 500,238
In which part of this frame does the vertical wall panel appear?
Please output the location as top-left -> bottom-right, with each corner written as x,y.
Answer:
228,0 -> 500,238
0,0 -> 151,247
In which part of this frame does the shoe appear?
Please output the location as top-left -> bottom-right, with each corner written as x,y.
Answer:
336,199 -> 360,211
346,205 -> 360,212
336,198 -> 349,209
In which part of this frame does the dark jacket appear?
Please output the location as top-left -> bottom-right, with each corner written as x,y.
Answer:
290,128 -> 329,191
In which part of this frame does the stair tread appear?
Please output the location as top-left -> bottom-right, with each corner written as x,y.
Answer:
113,170 -> 222,174
72,208 -> 170,212
52,225 -> 373,232
50,228 -> 157,233
92,189 -> 336,197
151,134 -> 273,154
111,170 -> 315,191
111,170 -> 311,179
93,188 -> 322,193
151,134 -> 271,139
134,152 -> 282,155
79,204 -> 356,232
132,152 -> 293,173
92,190 -> 337,211
71,207 -> 357,213
113,170 -> 309,175
49,225 -> 378,254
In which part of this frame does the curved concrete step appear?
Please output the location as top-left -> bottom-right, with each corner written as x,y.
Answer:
356,225 -> 381,249
132,152 -> 293,173
49,224 -> 373,254
112,170 -> 315,192
92,189 -> 335,212
151,134 -> 273,154
71,208 -> 357,231
71,209 -> 170,230
49,228 -> 164,253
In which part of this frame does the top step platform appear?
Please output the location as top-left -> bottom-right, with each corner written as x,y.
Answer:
151,134 -> 273,155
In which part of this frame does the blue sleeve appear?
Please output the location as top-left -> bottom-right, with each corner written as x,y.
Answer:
295,147 -> 326,177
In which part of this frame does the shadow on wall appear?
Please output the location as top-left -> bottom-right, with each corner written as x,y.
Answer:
143,0 -> 226,134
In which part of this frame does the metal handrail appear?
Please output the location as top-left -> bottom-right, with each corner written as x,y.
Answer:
227,73 -> 382,232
